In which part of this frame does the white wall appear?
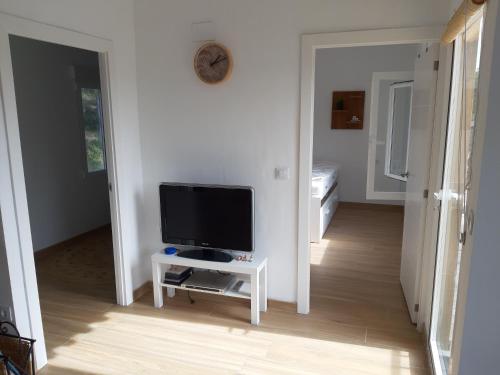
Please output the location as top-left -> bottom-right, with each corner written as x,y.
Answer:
0,0 -> 144,293
448,0 -> 462,17
314,45 -> 415,203
134,0 -> 449,302
457,1 -> 500,373
10,36 -> 110,251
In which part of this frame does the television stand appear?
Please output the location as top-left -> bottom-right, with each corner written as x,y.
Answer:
177,249 -> 233,262
151,252 -> 267,325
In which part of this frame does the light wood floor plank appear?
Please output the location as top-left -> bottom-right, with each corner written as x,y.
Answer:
36,203 -> 428,374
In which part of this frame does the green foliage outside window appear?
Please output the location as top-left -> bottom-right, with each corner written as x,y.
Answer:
81,88 -> 106,172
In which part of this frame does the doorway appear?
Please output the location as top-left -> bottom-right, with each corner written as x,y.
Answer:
8,33 -> 117,306
307,41 -> 435,363
297,27 -> 443,315
0,13 -> 127,369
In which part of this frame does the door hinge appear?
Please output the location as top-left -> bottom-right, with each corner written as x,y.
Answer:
467,209 -> 475,235
434,60 -> 440,71
423,189 -> 429,198
414,304 -> 420,312
459,231 -> 467,245
108,183 -> 112,192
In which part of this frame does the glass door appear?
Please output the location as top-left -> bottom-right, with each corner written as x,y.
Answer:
430,12 -> 484,375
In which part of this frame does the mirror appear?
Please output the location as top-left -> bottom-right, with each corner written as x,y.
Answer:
385,82 -> 413,181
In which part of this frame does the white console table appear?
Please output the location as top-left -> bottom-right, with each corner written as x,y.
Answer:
151,252 -> 268,325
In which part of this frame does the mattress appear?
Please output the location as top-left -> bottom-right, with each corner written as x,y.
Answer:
312,161 -> 339,198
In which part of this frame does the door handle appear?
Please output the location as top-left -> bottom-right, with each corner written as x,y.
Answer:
432,190 -> 460,210
433,190 -> 443,210
433,190 -> 443,201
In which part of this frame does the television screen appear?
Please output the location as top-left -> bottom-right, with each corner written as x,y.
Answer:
160,184 -> 254,252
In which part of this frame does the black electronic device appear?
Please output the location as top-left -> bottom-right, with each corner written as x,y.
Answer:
159,183 -> 254,262
176,249 -> 233,263
163,266 -> 193,285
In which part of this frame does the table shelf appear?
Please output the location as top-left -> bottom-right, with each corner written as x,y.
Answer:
152,252 -> 267,324
160,275 -> 251,300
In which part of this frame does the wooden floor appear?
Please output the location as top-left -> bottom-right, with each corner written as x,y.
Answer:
36,204 -> 429,374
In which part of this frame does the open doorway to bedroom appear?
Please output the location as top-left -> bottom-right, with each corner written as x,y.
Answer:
302,30 -> 443,359
8,35 -> 116,360
310,42 -> 419,331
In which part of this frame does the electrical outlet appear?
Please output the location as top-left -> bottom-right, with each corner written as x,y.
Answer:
0,305 -> 13,322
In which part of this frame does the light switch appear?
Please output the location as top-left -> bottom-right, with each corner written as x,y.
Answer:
275,167 -> 290,180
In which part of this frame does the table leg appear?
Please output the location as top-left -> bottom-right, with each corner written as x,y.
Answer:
152,261 -> 163,308
259,263 -> 267,312
251,271 -> 260,325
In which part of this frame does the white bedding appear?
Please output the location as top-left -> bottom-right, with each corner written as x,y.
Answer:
312,161 -> 339,198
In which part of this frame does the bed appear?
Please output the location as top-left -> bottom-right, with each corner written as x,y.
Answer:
310,161 -> 340,243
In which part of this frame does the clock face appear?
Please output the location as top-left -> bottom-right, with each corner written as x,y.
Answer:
194,42 -> 233,84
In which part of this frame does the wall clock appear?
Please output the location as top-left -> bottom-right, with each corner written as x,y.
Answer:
193,42 -> 233,84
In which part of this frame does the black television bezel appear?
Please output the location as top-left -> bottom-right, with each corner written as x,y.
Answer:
159,183 -> 255,253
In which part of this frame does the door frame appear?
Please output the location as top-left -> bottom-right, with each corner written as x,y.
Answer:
297,26 -> 443,314
0,13 -> 130,368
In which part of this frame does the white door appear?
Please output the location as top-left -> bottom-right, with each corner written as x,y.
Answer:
400,42 -> 440,322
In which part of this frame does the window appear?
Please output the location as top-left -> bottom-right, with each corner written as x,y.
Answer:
81,88 -> 106,172
385,81 -> 413,181
366,71 -> 413,201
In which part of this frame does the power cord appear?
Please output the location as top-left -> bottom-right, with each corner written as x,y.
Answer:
187,291 -> 195,304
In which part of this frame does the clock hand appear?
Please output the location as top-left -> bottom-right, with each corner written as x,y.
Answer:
210,54 -> 222,67
210,56 -> 227,67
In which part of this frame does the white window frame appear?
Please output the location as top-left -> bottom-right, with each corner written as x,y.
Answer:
366,71 -> 414,201
429,36 -> 464,375
429,10 -> 486,375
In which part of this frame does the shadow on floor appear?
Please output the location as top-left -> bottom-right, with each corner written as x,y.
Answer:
37,205 -> 428,374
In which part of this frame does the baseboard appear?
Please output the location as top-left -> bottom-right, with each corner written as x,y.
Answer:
339,201 -> 404,211
133,281 -> 153,301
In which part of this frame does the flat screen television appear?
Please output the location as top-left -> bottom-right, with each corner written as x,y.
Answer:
160,183 -> 254,254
